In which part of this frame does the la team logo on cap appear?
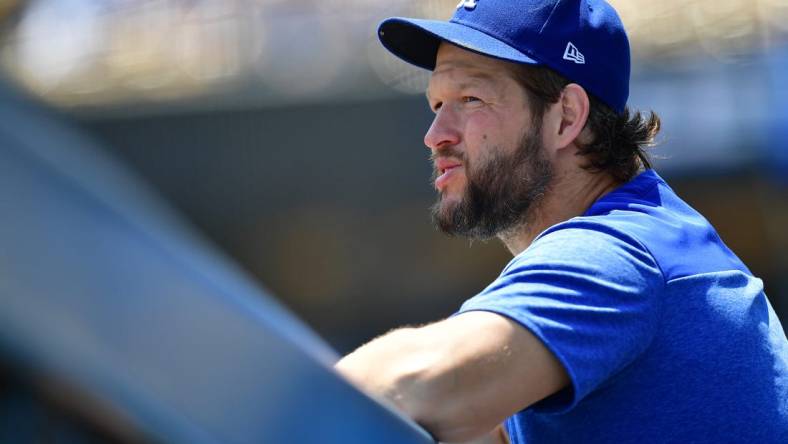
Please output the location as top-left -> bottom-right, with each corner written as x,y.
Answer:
456,0 -> 478,10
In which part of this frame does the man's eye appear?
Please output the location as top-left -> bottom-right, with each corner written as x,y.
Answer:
462,96 -> 481,103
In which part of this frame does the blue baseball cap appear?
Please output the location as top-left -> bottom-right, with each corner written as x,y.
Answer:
378,0 -> 630,113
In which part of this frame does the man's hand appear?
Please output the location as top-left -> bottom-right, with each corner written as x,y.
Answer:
335,311 -> 568,443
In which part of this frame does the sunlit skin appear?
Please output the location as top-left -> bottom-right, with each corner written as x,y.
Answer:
426,48 -> 535,209
336,42 -> 624,444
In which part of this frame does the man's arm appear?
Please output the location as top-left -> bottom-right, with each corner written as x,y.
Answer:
335,311 -> 568,443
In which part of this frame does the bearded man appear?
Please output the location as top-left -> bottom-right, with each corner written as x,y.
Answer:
336,1 -> 788,443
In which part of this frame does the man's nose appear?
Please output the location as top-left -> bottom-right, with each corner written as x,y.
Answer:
424,108 -> 461,152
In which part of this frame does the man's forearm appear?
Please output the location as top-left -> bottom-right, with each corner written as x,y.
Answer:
336,324 -> 487,441
335,326 -> 433,414
335,319 -> 510,442
335,312 -> 567,442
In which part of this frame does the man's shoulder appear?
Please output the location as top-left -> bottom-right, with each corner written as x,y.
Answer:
532,171 -> 750,281
533,170 -> 678,250
501,217 -> 664,292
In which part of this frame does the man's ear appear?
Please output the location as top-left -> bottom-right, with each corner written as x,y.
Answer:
542,83 -> 590,152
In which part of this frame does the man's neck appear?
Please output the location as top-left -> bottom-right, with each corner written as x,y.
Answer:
498,170 -> 623,256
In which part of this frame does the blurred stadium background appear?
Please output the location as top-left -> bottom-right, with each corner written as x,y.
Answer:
1,0 -> 786,354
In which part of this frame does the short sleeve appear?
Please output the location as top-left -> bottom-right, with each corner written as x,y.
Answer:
456,220 -> 664,412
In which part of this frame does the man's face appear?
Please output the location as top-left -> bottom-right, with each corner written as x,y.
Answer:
425,43 -> 553,239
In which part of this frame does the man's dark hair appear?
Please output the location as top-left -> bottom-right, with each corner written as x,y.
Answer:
509,65 -> 660,183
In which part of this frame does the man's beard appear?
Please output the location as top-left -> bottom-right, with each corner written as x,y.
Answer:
430,124 -> 553,240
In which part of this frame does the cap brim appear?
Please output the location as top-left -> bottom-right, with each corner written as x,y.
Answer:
378,17 -> 539,71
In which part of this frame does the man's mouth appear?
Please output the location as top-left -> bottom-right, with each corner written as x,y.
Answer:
439,165 -> 460,176
434,161 -> 463,190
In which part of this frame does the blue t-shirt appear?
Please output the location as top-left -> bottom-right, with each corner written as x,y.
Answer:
457,170 -> 788,443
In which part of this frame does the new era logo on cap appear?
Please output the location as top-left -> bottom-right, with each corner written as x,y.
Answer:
456,0 -> 478,10
563,42 -> 585,64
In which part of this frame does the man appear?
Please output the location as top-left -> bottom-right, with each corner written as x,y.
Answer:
336,1 -> 788,443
